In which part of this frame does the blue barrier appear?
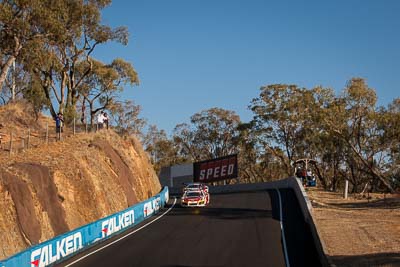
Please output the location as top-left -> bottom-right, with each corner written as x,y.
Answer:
0,187 -> 169,267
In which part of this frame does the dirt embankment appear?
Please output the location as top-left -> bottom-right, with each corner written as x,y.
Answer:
307,187 -> 400,267
0,103 -> 161,260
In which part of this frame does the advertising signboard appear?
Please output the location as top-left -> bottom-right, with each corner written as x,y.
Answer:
193,154 -> 238,183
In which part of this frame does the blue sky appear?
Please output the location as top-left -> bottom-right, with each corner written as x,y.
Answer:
94,0 -> 400,135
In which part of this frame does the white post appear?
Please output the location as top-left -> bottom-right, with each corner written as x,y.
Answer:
73,117 -> 76,135
11,61 -> 16,101
344,179 -> 349,199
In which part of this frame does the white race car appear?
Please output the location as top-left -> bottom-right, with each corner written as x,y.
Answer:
181,190 -> 210,207
183,182 -> 209,194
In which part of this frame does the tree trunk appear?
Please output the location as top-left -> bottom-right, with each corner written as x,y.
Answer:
313,163 -> 328,189
348,142 -> 395,193
0,56 -> 17,93
0,37 -> 22,92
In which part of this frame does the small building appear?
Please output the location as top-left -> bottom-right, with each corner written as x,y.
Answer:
159,163 -> 194,188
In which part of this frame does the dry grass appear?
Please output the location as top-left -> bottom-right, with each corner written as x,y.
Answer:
307,187 -> 400,266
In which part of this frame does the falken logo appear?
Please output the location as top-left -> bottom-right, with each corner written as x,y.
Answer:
144,197 -> 161,217
101,210 -> 135,238
30,232 -> 83,267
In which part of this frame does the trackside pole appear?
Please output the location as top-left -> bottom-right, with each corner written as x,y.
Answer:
344,180 -> 349,199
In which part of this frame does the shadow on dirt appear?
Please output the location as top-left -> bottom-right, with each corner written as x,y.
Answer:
331,252 -> 400,267
330,196 -> 400,210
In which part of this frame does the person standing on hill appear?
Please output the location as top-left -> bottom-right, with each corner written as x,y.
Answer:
97,111 -> 104,131
103,112 -> 109,129
55,112 -> 64,140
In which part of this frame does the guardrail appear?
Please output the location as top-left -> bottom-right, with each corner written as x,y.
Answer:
0,187 -> 169,267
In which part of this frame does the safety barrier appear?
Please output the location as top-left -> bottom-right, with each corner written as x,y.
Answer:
0,187 -> 169,267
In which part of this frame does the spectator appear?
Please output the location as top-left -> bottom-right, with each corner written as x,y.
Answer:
306,169 -> 312,178
301,168 -> 307,186
97,111 -> 104,130
295,167 -> 302,178
55,112 -> 64,140
103,112 -> 109,129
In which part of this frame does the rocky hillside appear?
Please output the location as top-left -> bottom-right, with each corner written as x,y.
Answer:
0,102 -> 161,259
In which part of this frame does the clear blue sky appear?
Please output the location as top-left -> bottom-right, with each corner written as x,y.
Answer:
94,0 -> 400,135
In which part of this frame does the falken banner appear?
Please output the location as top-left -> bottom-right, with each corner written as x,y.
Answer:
0,187 -> 169,267
193,154 -> 238,183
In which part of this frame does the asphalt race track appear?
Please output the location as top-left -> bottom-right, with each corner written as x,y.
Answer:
58,189 -> 321,267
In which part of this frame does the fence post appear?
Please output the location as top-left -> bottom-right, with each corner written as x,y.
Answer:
73,117 -> 76,135
85,123 -> 88,133
46,122 -> 49,144
27,128 -> 31,149
9,132 -> 13,155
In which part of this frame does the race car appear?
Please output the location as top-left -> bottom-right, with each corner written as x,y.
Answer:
181,190 -> 210,207
183,182 -> 209,193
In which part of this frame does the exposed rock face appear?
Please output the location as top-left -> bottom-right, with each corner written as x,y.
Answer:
0,128 -> 161,259
1,170 -> 42,246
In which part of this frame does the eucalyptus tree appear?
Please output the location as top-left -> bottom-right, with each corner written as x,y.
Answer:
250,84 -> 316,175
322,78 -> 395,192
143,125 -> 185,173
78,58 -> 138,125
0,0 -> 48,90
173,108 -> 241,162
109,100 -> 146,136
23,0 -> 130,120
236,121 -> 287,183
249,84 -> 337,183
377,98 -> 400,190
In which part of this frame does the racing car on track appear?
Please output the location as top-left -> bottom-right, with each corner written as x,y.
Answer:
181,190 -> 210,207
182,182 -> 209,193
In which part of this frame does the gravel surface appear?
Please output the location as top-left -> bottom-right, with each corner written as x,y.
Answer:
307,187 -> 400,267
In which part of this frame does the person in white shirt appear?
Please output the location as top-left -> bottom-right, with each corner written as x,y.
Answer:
103,112 -> 109,129
97,112 -> 104,130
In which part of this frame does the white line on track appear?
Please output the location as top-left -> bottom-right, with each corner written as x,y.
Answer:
64,197 -> 177,267
275,188 -> 290,267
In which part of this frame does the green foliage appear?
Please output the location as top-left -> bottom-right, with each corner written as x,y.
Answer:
173,108 -> 241,161
0,0 -> 137,120
247,78 -> 399,192
143,125 -> 186,173
22,79 -> 49,120
109,100 -> 147,137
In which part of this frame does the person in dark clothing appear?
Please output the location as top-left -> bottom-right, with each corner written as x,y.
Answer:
55,112 -> 64,140
103,112 -> 109,129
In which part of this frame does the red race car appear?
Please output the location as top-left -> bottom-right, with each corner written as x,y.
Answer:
181,190 -> 210,207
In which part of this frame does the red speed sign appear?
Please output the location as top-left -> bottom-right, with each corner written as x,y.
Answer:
193,154 -> 238,183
